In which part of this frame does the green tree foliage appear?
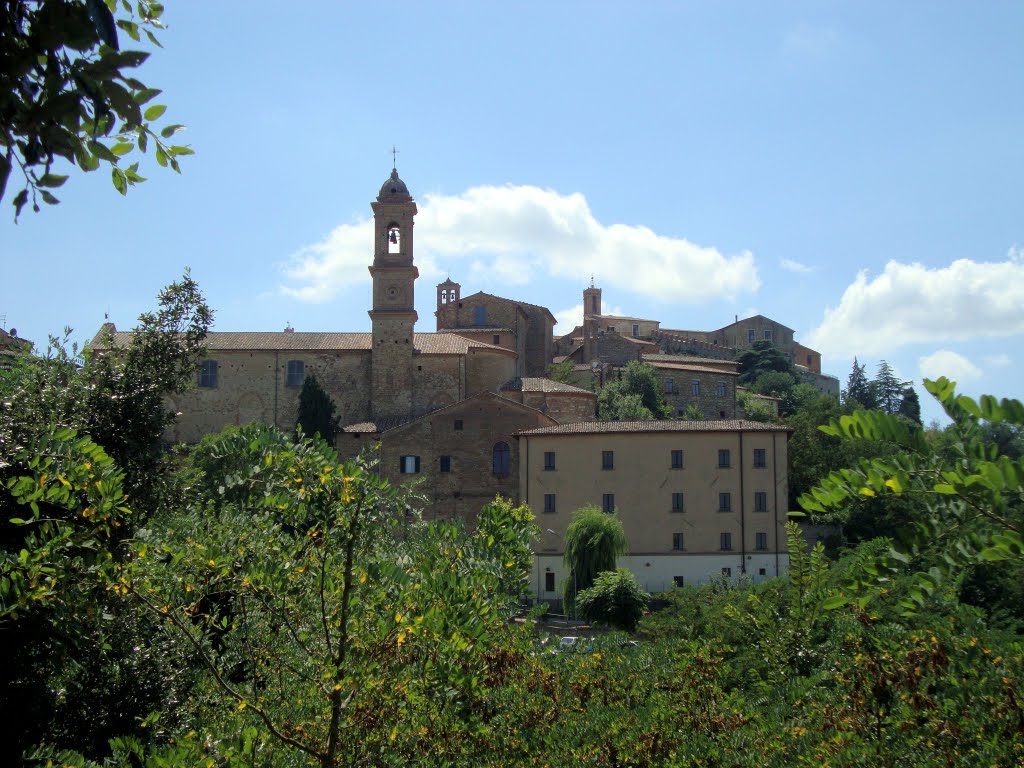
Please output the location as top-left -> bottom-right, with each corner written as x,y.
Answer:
575,568 -> 649,632
123,424 -> 537,766
0,273 -> 209,762
842,356 -> 875,409
1,0 -> 192,217
736,339 -> 794,386
597,361 -> 669,420
295,374 -> 340,443
737,390 -> 776,422
547,358 -> 575,384
898,384 -> 922,424
799,377 -> 1024,614
562,505 -> 628,609
681,402 -> 704,420
870,360 -> 907,415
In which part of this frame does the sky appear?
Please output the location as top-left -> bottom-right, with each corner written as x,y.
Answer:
3,2 -> 1023,426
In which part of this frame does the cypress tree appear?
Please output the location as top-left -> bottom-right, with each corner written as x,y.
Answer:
295,374 -> 340,444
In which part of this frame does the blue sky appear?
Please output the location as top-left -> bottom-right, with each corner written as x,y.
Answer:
3,2 -> 1023,426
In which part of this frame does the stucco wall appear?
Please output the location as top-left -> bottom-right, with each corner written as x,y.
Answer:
520,428 -> 790,577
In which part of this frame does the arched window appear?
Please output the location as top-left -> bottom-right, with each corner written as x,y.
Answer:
492,441 -> 510,476
387,224 -> 401,254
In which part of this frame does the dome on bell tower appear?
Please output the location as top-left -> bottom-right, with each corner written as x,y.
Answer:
377,168 -> 412,201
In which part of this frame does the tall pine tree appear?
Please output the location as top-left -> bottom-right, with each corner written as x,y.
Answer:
843,357 -> 875,409
871,360 -> 906,415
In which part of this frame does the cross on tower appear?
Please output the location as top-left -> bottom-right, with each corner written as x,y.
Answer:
391,144 -> 399,169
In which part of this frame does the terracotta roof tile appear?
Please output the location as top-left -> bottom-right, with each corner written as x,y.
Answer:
92,329 -> 508,355
517,420 -> 790,436
501,377 -> 597,395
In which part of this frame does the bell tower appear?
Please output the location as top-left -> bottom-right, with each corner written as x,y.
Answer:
369,167 -> 418,420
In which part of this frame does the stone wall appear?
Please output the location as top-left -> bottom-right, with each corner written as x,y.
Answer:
168,350 -> 372,443
377,393 -> 557,523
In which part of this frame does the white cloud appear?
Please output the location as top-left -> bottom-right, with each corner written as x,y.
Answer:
780,258 -> 815,273
986,353 -> 1011,367
554,304 -> 583,338
552,303 -> 626,337
281,185 -> 759,304
807,258 -> 1024,356
919,350 -> 982,384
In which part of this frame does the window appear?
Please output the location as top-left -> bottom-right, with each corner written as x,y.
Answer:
545,572 -> 556,592
691,379 -> 700,395
755,532 -> 768,550
602,494 -> 615,513
722,567 -> 732,577
399,455 -> 420,474
716,381 -> 726,397
806,354 -> 813,366
758,567 -> 767,576
439,455 -> 451,473
606,325 -> 616,332
454,419 -> 463,431
753,448 -> 766,468
764,329 -> 773,341
671,449 -> 684,469
492,334 -> 500,345
754,491 -> 768,512
720,532 -> 733,551
664,377 -> 675,394
590,295 -> 598,313
543,494 -> 556,514
673,575 -> 685,587
718,449 -> 731,468
672,532 -> 685,550
544,451 -> 556,471
671,492 -> 685,512
198,360 -> 217,388
747,328 -> 755,344
473,305 -> 487,325
602,450 -> 614,470
719,492 -> 732,512
492,442 -> 511,476
632,323 -> 640,337
286,359 -> 305,387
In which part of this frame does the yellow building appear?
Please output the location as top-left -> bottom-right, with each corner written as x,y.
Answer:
518,419 -> 791,597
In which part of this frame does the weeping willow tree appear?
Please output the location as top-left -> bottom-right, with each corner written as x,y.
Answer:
562,505 -> 629,610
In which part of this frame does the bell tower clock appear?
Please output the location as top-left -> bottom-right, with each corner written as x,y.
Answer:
368,165 -> 418,420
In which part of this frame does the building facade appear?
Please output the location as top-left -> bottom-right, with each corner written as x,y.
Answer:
519,420 -> 791,597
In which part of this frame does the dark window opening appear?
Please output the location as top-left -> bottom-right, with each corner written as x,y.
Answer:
492,442 -> 511,476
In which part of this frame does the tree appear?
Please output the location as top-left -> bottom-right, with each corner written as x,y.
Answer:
898,385 -> 922,425
1,0 -> 192,217
548,358 -> 575,384
597,361 -> 669,421
736,340 -> 793,386
598,382 -> 654,421
870,360 -> 907,415
799,377 -> 1024,614
842,357 -> 875,409
575,568 -> 649,632
0,273 -> 210,761
562,505 -> 628,609
295,374 -> 340,443
681,403 -> 704,420
124,427 -> 538,766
